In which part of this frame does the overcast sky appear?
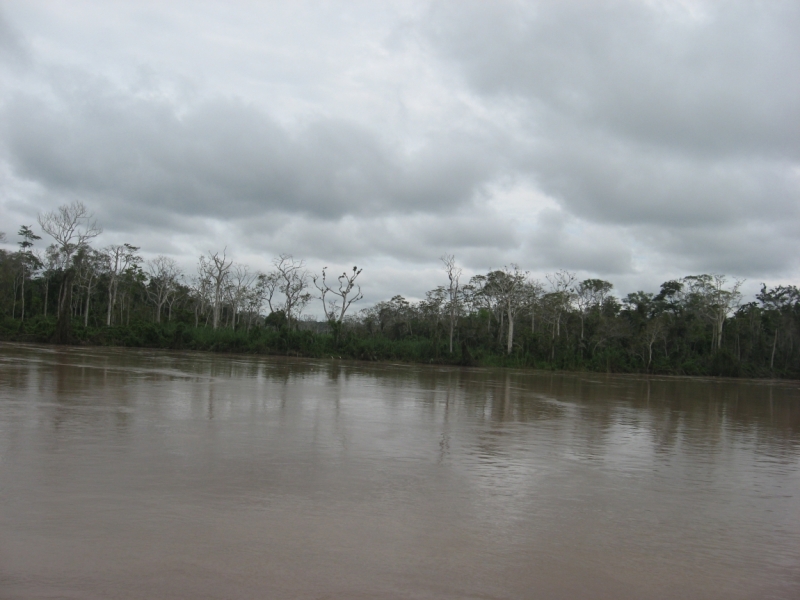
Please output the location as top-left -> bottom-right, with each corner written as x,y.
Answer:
1,0 -> 798,307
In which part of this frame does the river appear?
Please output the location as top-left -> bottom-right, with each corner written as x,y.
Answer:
1,343 -> 798,599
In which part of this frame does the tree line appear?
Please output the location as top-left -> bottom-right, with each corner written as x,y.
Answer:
1,201 -> 798,378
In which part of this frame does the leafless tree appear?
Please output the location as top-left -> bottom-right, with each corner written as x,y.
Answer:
200,249 -> 233,330
441,254 -> 462,354
259,271 -> 281,314
239,273 -> 270,331
226,264 -> 257,329
273,254 -> 311,326
313,265 -> 363,324
147,256 -> 182,323
546,270 -> 576,340
189,272 -> 213,328
101,244 -> 140,326
37,201 -> 102,342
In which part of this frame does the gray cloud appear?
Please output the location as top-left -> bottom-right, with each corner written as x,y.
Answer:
1,86 -> 502,226
425,0 -> 800,158
0,0 -> 798,303
0,8 -> 28,66
419,0 -> 800,285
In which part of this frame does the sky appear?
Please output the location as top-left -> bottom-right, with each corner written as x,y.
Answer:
1,0 -> 798,309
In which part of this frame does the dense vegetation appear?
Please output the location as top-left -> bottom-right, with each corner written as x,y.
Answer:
1,202 -> 798,378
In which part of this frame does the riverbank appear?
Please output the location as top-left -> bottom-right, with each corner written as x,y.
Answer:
1,315 -> 793,379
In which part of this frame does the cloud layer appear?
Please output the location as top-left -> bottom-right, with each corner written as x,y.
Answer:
1,0 -> 798,304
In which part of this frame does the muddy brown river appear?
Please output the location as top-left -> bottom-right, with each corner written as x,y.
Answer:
0,343 -> 798,599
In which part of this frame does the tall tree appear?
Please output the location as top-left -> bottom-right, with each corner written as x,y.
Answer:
574,279 -> 613,350
486,265 -> 529,355
16,225 -> 42,323
273,254 -> 311,327
102,244 -> 140,326
200,250 -> 232,330
683,274 -> 743,352
37,201 -> 102,343
546,270 -> 576,340
75,247 -> 103,327
147,256 -> 182,324
441,254 -> 462,354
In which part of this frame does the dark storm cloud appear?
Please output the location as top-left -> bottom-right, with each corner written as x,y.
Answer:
1,75 -> 503,230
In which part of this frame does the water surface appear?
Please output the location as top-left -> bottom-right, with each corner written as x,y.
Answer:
1,343 -> 799,599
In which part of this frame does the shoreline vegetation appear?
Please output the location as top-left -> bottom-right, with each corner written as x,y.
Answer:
1,201 -> 799,380
0,315 -> 797,380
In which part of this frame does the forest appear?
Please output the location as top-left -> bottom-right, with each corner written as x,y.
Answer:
1,201 -> 798,379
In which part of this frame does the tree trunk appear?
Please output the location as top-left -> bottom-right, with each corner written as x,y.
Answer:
20,268 -> 25,322
107,280 -> 115,326
54,271 -> 74,344
506,311 -> 514,355
212,278 -> 223,330
84,274 -> 94,327
12,277 -> 18,319
770,329 -> 778,370
449,317 -> 454,354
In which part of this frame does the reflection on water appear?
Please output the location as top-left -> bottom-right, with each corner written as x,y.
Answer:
1,343 -> 799,599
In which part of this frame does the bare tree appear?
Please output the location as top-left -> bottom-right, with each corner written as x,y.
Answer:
37,201 -> 102,342
200,250 -> 233,330
189,271 -> 213,328
273,254 -> 311,326
313,265 -> 363,324
260,271 -> 281,314
227,264 -> 257,329
101,244 -> 140,326
146,256 -> 182,324
240,272 -> 270,331
441,254 -> 462,354
546,270 -> 576,340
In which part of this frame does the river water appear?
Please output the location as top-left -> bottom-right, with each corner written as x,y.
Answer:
0,343 -> 798,599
